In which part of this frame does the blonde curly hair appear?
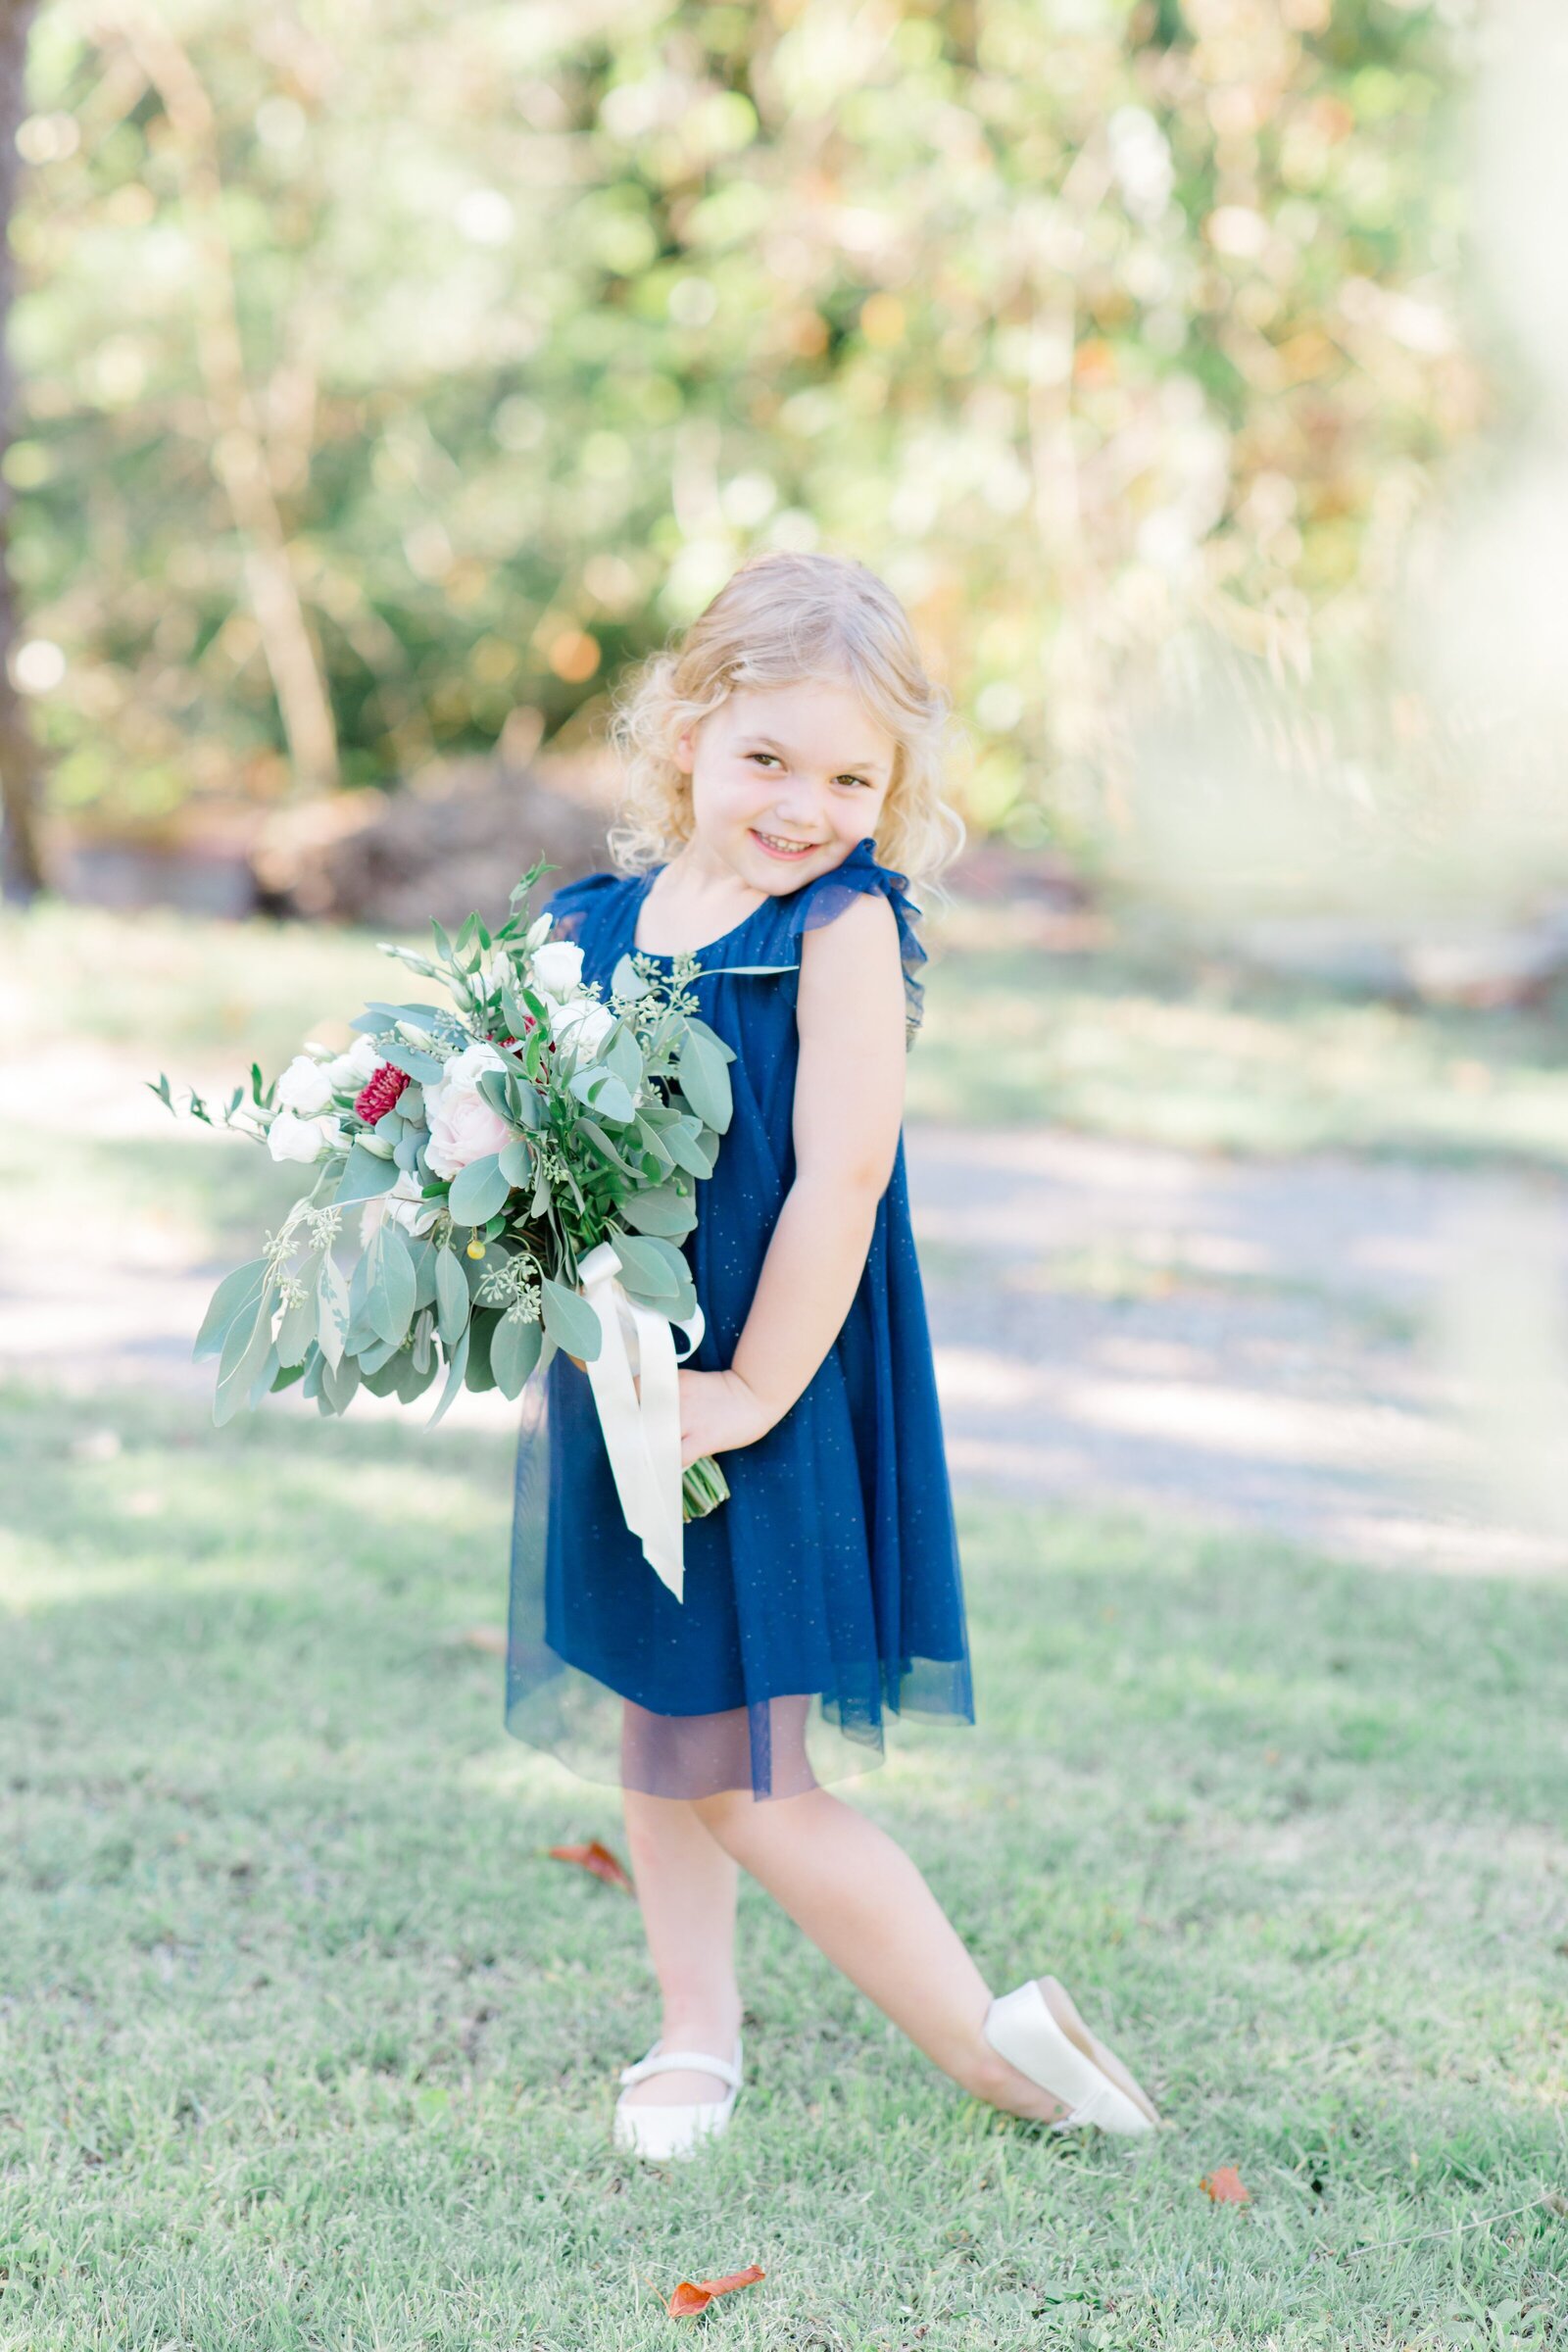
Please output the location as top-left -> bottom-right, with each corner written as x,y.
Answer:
605,551 -> 966,903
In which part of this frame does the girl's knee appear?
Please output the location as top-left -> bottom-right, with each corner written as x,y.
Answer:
691,1787 -> 766,1857
693,1783 -> 822,1860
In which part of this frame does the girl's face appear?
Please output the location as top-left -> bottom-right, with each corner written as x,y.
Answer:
674,677 -> 897,889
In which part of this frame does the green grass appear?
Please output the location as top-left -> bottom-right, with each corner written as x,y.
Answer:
914,926 -> 1568,1167
7,898 -> 1568,1172
3,1383 -> 1565,2350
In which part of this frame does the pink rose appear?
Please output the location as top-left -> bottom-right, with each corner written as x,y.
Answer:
424,1078 -> 513,1178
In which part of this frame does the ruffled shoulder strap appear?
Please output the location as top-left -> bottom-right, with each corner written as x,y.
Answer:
777,835 -> 930,1048
536,866 -> 628,944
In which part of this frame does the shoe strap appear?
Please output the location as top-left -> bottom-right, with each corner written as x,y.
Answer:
618,2046 -> 741,2091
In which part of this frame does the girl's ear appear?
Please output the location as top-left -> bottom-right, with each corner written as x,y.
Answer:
673,727 -> 695,774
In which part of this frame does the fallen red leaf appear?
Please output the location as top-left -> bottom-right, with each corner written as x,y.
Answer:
667,2266 -> 765,2318
1200,2167 -> 1250,2205
546,1839 -> 634,1893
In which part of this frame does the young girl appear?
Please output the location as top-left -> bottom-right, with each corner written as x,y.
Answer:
506,551 -> 1160,2159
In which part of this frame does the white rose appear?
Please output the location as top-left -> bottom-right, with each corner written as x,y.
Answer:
273,1053 -> 335,1115
551,997 -> 615,1061
267,1109 -> 346,1164
324,1034 -> 384,1094
530,940 -> 584,1000
360,1171 -> 440,1248
438,1042 -> 508,1090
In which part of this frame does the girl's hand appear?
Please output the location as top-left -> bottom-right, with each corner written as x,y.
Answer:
677,1367 -> 771,1468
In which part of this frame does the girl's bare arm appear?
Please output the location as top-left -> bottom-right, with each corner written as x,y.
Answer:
726,891 -> 908,1435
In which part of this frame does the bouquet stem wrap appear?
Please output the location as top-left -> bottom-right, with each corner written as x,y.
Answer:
576,1240 -> 705,1602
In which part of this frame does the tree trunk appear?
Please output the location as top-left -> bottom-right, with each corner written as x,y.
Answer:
0,0 -> 44,903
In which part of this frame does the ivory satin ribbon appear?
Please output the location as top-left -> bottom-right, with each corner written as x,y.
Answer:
575,1239 -> 706,1601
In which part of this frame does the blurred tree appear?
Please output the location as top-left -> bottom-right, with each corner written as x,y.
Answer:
11,0 -> 1479,856
0,0 -> 43,899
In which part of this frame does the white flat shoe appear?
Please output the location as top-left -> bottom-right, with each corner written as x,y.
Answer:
984,1980 -> 1155,2135
612,2037 -> 743,2163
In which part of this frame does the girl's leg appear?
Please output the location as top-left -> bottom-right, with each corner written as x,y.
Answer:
694,1781 -> 1154,2125
618,1787 -> 744,2111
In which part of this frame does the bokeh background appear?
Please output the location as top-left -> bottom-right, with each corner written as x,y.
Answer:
4,4 -> 1568,2347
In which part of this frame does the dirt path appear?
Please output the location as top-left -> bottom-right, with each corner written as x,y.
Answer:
911,1126 -> 1568,1577
12,1062 -> 1565,1576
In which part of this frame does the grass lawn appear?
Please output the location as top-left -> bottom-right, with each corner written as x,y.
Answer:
4,1383 -> 1565,2350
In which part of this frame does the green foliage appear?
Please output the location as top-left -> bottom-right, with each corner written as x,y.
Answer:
12,0 -> 1472,840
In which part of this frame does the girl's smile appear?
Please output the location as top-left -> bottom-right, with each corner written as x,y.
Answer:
749,827 -> 819,860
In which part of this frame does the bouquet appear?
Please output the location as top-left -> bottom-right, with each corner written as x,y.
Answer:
152,858 -> 737,1597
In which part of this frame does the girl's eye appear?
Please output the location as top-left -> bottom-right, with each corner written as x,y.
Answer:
745,749 -> 868,787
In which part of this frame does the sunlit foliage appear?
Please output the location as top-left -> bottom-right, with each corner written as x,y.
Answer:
11,0 -> 1475,840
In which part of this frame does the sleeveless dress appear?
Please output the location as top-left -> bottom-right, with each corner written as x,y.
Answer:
504,834 -> 974,1800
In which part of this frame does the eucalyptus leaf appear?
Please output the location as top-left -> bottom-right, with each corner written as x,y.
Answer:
684,1014 -> 737,1062
656,1118 -> 712,1180
610,953 -> 648,1001
426,1326 -> 470,1430
214,1289 -> 273,1426
477,1069 -> 518,1121
335,1143 -> 400,1207
319,1350 -> 361,1414
193,1257 -> 269,1362
632,1114 -> 676,1174
604,1025 -> 644,1092
489,1313 -> 543,1399
675,1028 -> 731,1133
275,1285 -> 318,1368
448,1154 -> 510,1226
368,1224 -> 416,1348
611,1233 -> 684,1300
318,1253 -> 351,1370
578,1117 -> 641,1178
408,1240 -> 438,1309
618,1185 -> 698,1239
498,1138 -> 533,1187
345,1250 -> 378,1354
434,1248 -> 471,1345
540,1277 -> 603,1362
247,1344 -> 281,1411
379,1040 -> 446,1085
392,1345 -> 437,1404
364,1000 -> 444,1025
570,1067 -> 636,1125
464,1308 -> 500,1394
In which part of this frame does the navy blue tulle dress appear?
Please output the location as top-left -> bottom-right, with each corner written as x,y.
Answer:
504,834 -> 973,1800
